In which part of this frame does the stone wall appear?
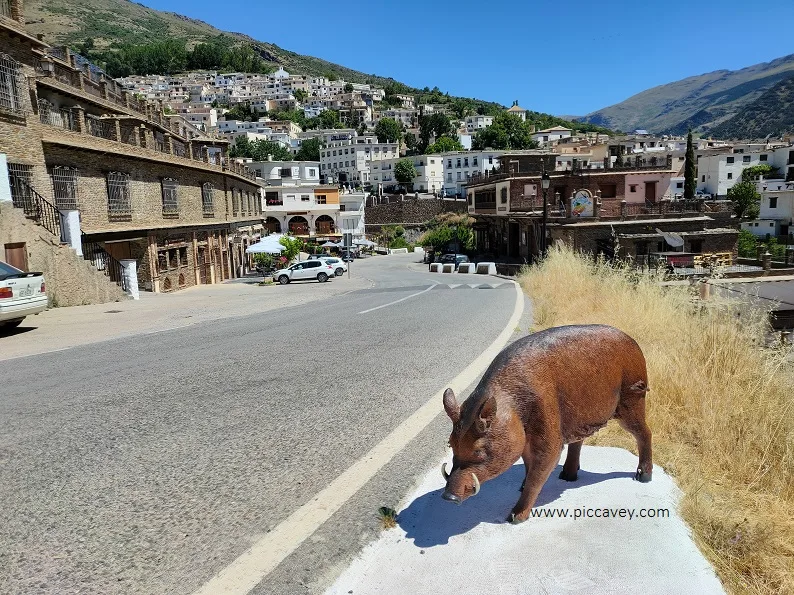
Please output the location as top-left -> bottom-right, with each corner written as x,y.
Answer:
0,202 -> 128,306
365,198 -> 467,229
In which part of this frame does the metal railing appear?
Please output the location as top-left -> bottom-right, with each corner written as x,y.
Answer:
172,139 -> 186,157
86,115 -> 115,140
8,174 -> 65,242
82,77 -> 104,99
0,0 -> 12,18
82,238 -> 129,291
38,100 -> 78,131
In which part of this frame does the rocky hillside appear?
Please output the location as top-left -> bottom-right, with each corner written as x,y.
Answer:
577,54 -> 794,134
709,75 -> 794,139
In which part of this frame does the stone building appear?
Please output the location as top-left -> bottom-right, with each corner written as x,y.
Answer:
0,1 -> 263,304
465,158 -> 737,265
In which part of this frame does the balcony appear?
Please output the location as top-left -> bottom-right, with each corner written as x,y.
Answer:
0,0 -> 11,18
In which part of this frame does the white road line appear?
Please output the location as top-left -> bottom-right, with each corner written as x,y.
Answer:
357,284 -> 437,314
191,281 -> 525,595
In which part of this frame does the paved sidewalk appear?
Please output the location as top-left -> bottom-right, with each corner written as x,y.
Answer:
327,445 -> 724,595
0,275 -> 372,361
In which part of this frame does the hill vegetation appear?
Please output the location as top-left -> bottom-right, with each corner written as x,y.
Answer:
578,54 -> 794,134
23,0 -> 611,137
709,75 -> 794,139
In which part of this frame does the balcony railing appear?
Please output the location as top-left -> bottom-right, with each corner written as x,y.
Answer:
38,100 -> 78,131
172,139 -> 186,158
82,238 -> 128,292
289,224 -> 309,235
0,0 -> 11,18
8,175 -> 65,242
86,115 -> 115,140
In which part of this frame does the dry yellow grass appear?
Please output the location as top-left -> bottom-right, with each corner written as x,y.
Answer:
519,246 -> 794,595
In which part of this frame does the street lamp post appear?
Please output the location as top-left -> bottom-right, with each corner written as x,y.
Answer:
540,171 -> 550,257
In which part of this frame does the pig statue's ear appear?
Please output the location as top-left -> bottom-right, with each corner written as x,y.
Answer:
475,396 -> 497,433
443,388 -> 460,423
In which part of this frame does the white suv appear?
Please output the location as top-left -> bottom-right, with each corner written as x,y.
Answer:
310,256 -> 347,276
272,260 -> 335,284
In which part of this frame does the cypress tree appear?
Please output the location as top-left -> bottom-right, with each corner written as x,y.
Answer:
684,130 -> 697,199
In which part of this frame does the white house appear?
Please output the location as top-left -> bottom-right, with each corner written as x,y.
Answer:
248,160 -> 321,187
339,189 -> 367,240
465,115 -> 493,133
696,144 -> 778,196
532,126 -> 573,146
740,180 -> 794,238
442,150 -> 502,197
320,136 -> 399,185
371,155 -> 444,193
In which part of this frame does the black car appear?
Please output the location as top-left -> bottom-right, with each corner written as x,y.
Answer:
438,254 -> 470,269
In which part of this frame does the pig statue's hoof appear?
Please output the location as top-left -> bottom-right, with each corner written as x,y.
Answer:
507,512 -> 527,525
634,467 -> 652,483
558,469 -> 578,482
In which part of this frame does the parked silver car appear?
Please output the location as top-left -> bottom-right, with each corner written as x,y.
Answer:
0,261 -> 47,329
272,260 -> 335,284
309,256 -> 347,276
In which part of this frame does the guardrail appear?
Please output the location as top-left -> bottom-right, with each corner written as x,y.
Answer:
8,175 -> 65,242
81,237 -> 129,291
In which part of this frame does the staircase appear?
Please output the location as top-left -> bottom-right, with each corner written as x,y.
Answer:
6,174 -> 130,301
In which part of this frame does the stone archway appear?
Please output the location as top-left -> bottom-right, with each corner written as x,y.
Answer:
288,216 -> 309,235
315,215 -> 335,235
264,217 -> 281,233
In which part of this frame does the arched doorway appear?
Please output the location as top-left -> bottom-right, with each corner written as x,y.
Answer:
315,215 -> 335,235
264,217 -> 281,233
288,216 -> 309,235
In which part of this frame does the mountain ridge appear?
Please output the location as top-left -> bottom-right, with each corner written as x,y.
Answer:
577,54 -> 794,135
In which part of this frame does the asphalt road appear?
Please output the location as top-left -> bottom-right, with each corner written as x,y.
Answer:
0,254 -> 527,595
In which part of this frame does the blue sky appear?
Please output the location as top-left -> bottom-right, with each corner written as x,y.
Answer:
145,0 -> 794,116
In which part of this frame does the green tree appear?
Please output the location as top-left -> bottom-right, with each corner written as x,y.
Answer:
727,181 -> 760,219
294,137 -> 322,161
684,130 -> 696,200
394,159 -> 417,187
450,98 -> 473,119
425,135 -> 464,154
737,229 -> 758,258
418,113 -> 454,152
279,236 -> 304,262
741,164 -> 779,181
472,112 -> 538,150
374,117 -> 403,143
344,82 -> 354,93
405,132 -> 418,154
418,213 -> 475,252
224,103 -> 252,121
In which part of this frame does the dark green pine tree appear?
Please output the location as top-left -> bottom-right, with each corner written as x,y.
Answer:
684,130 -> 697,200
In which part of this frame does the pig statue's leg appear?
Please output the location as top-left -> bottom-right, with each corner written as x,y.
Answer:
509,435 -> 562,524
558,440 -> 582,481
617,398 -> 653,482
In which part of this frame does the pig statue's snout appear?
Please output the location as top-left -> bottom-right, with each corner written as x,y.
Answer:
441,490 -> 461,505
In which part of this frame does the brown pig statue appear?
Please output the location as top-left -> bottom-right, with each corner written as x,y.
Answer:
441,324 -> 652,524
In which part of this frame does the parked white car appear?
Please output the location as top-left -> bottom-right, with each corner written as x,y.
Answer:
310,256 -> 347,276
0,261 -> 48,329
272,260 -> 336,284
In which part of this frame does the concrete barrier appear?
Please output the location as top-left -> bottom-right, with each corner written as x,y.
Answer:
413,246 -> 425,254
429,263 -> 443,273
442,263 -> 455,273
457,262 -> 475,274
389,248 -> 409,254
476,262 -> 497,275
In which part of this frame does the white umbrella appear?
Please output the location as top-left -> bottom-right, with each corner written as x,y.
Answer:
353,239 -> 375,246
321,241 -> 340,248
246,234 -> 285,254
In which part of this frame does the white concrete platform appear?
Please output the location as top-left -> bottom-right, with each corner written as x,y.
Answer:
327,445 -> 724,595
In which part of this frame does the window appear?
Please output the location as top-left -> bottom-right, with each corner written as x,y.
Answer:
760,154 -> 768,161
727,156 -> 734,164
231,187 -> 240,215
456,172 -> 461,181
301,194 -> 310,202
701,175 -> 705,182
689,240 -> 703,254
473,157 -> 478,166
769,197 -> 778,209
500,187 -> 508,203
308,168 -> 316,177
629,184 -> 637,192
106,172 -> 132,217
676,182 -> 683,189
464,158 -> 469,167
447,172 -> 452,181
447,159 -> 452,167
456,159 -> 461,167
161,178 -> 178,216
51,167 -> 79,209
599,184 -> 617,198
488,156 -> 493,164
727,173 -> 733,180
316,195 -> 327,204
769,222 -> 774,227
743,156 -> 751,163
202,183 -> 214,216
339,204 -> 345,211
0,53 -> 24,114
